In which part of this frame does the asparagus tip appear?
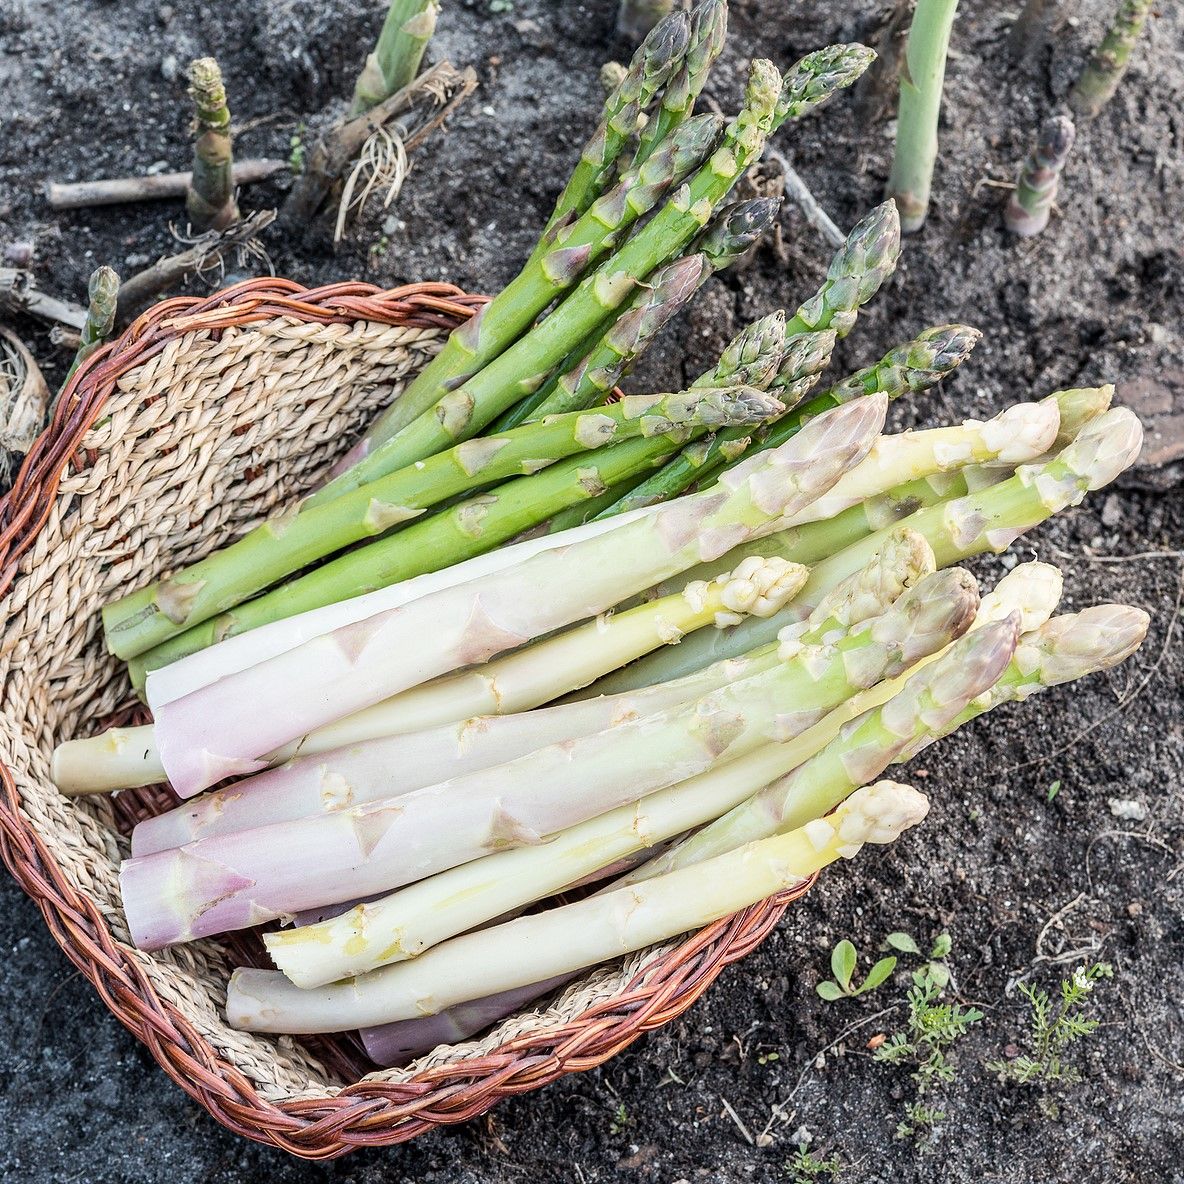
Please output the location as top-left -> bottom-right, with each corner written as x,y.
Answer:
979,562 -> 1064,632
816,779 -> 929,860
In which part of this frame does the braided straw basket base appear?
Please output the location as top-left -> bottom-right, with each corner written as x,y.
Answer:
0,278 -> 813,1158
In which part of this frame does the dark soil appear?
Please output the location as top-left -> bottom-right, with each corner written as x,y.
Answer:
1,2 -> 1182,1181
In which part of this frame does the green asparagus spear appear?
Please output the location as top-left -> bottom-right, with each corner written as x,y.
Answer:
103,388 -> 774,659
63,267 -> 120,386
1069,0 -> 1155,120
1004,115 -> 1076,238
632,1 -> 728,165
349,0 -> 440,116
319,111 -> 723,493
185,58 -> 238,232
126,386 -> 787,673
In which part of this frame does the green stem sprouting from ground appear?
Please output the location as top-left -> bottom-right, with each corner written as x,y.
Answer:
1069,0 -> 1154,120
350,0 -> 439,116
186,58 -> 239,232
1004,115 -> 1076,238
63,266 -> 119,386
885,0 -> 960,233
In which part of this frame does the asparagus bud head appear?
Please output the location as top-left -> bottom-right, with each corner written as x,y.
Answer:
698,197 -> 781,267
1013,604 -> 1150,691
697,311 -> 787,390
1046,385 -> 1113,447
776,43 -> 877,125
772,329 -> 839,404
619,384 -> 783,435
976,562 -> 1064,631
696,555 -> 808,627
971,399 -> 1061,465
1024,406 -> 1143,503
804,779 -> 930,860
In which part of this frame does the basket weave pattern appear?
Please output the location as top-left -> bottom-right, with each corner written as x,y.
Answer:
0,278 -> 812,1158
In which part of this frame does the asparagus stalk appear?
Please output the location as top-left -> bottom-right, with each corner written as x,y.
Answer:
896,603 -> 1150,762
1004,115 -> 1076,238
57,505 -> 692,796
261,564 -> 969,987
63,266 -> 119,386
632,1 -> 728,165
885,0 -> 959,233
617,0 -> 676,43
185,58 -> 239,232
1069,1 -> 1154,120
147,396 -> 886,797
586,405 -> 1142,692
102,385 -> 755,659
129,385 -> 782,673
323,111 -> 723,486
326,49 -> 867,485
122,544 -> 951,952
130,556 -> 808,852
349,0 -> 440,117
520,197 -> 782,425
229,780 -> 931,1034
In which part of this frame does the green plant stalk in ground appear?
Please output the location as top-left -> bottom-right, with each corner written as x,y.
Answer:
349,0 -> 440,116
63,266 -> 119,387
1069,0 -> 1154,119
185,58 -> 238,232
1005,115 -> 1076,237
885,0 -> 960,233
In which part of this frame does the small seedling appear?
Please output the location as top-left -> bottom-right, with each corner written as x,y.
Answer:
875,976 -> 983,1093
289,127 -> 306,175
1047,779 -> 1061,803
885,930 -> 953,990
895,1101 -> 946,1143
609,1100 -> 630,1136
786,1145 -> 843,1182
987,962 -> 1112,1088
816,939 -> 897,1001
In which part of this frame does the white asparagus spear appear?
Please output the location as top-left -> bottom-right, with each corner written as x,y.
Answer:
226,780 -> 931,1034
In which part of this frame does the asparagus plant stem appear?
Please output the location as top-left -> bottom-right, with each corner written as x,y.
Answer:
350,0 -> 440,117
63,266 -> 119,386
1004,115 -> 1076,237
885,0 -> 960,233
185,58 -> 239,232
1069,1 -> 1154,119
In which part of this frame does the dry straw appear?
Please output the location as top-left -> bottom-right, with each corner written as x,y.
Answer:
0,277 -> 813,1158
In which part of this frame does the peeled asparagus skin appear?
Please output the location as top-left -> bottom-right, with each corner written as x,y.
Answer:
124,537 -> 951,951
587,407 -> 1143,692
636,614 -> 1019,877
262,564 -> 968,987
131,556 -> 807,854
54,506 -> 668,795
149,394 -> 886,798
227,780 -> 930,1035
896,603 -> 1150,761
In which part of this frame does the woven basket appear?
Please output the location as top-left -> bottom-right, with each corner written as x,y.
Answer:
0,277 -> 814,1159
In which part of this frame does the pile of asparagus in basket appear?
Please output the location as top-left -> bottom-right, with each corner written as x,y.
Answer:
54,4 -> 1149,1067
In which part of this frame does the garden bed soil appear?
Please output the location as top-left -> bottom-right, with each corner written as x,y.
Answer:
0,2 -> 1181,1180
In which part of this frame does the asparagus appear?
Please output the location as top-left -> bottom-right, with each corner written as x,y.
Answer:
122,544 -> 951,952
130,556 -> 808,852
129,385 -> 782,673
185,58 -> 238,232
543,11 -> 690,236
1069,1 -> 1154,120
636,614 -> 1018,876
325,49 -> 867,485
261,563 -> 969,987
147,396 -> 886,797
885,0 -> 960,233
229,780 -> 931,1034
1049,385 -> 1113,446
63,266 -> 119,386
1005,115 -> 1076,238
519,197 -> 782,425
896,603 -> 1150,762
102,386 -> 756,659
586,405 -> 1143,692
632,1 -> 728,165
350,0 -> 440,116
617,0 -> 675,43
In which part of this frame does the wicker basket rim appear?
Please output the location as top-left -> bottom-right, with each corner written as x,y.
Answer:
0,275 -> 811,1159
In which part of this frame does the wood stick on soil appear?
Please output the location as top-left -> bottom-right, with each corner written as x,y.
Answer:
281,60 -> 477,229
44,160 -> 288,211
0,268 -> 87,329
765,149 -> 845,248
115,209 -> 276,324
